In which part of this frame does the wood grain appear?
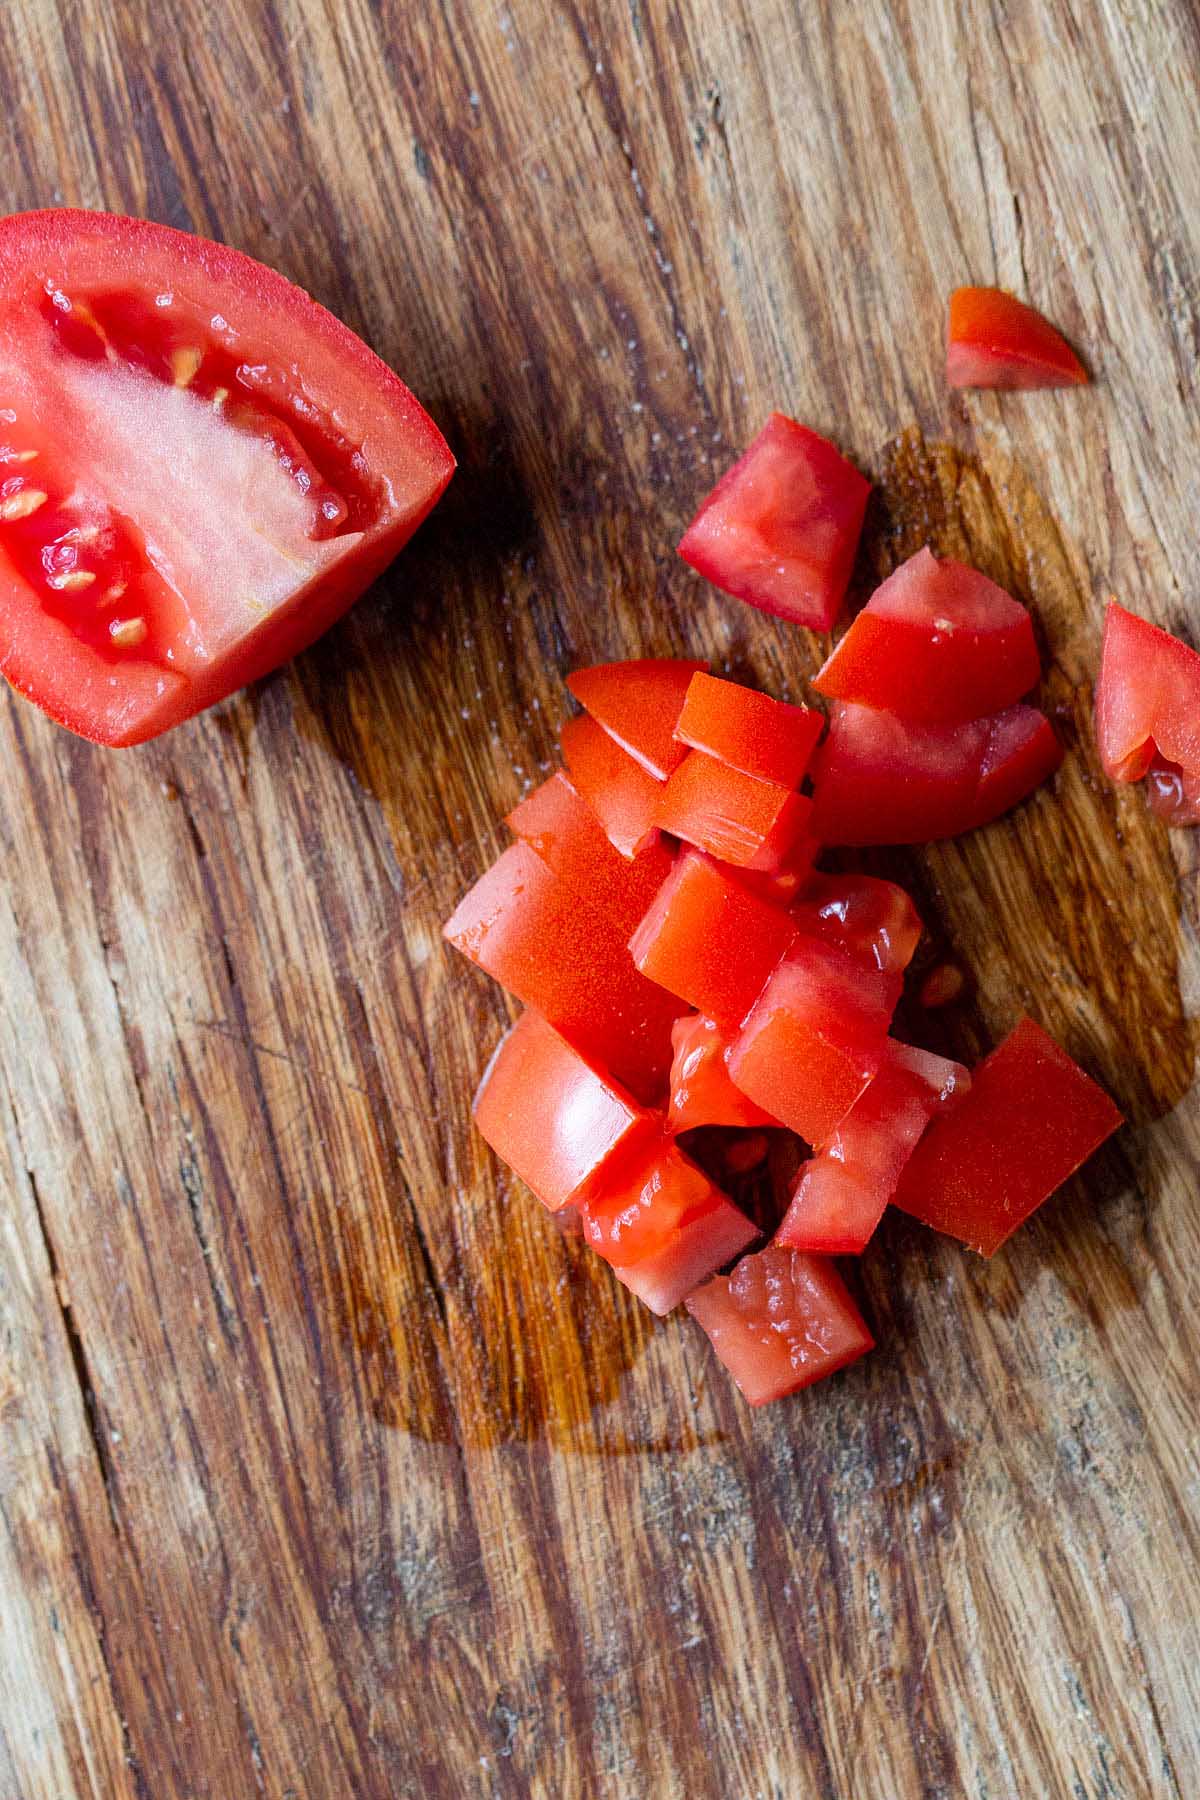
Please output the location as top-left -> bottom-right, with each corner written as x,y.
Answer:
2,0 -> 1199,1794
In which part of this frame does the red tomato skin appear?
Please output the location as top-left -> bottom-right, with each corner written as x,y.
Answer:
561,712 -> 664,860
892,1017 -> 1123,1255
473,1012 -> 657,1213
686,1245 -> 873,1404
1094,600 -> 1200,791
505,771 -> 674,938
946,288 -> 1088,390
655,748 -> 813,871
810,701 -> 1062,845
677,413 -> 870,631
0,209 -> 454,746
567,658 -> 707,780
674,672 -> 824,787
727,937 -> 901,1148
442,841 -> 682,1103
628,850 -> 798,1027
813,549 -> 1041,724
791,872 -> 923,976
776,1040 -> 969,1254
667,1014 -> 780,1132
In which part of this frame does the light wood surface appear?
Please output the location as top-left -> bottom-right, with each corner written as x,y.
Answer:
1,0 -> 1199,1794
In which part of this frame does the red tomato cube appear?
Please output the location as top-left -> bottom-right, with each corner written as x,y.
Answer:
791,872 -> 923,975
567,657 -> 707,779
655,748 -> 814,871
947,287 -> 1088,390
628,850 -> 798,1027
443,841 -> 682,1102
686,1245 -> 874,1404
727,937 -> 901,1148
505,771 -> 674,938
561,712 -> 663,859
813,548 -> 1040,724
674,671 -> 824,787
677,413 -> 870,631
473,1011 -> 657,1212
892,1017 -> 1123,1255
1094,600 -> 1200,823
810,701 -> 1062,845
776,1040 -> 969,1254
667,1014 -> 780,1133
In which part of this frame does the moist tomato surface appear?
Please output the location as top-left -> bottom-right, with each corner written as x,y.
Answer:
0,209 -> 454,744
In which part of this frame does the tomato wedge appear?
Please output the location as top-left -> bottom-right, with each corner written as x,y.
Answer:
677,413 -> 870,631
810,701 -> 1062,844
892,1017 -> 1122,1255
667,1014 -> 779,1133
505,771 -> 673,937
561,712 -> 663,859
814,549 -> 1040,723
0,209 -> 453,745
791,872 -> 923,976
946,287 -> 1088,391
776,1040 -> 969,1254
655,748 -> 813,871
1094,600 -> 1200,822
674,672 -> 824,787
473,1011 -> 656,1213
686,1246 -> 873,1404
567,657 -> 706,780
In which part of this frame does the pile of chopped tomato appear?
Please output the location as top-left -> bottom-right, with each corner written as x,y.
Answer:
446,495 -> 1122,1402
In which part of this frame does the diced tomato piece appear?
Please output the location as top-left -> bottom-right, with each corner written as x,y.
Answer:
727,937 -> 901,1148
686,1245 -> 873,1404
561,712 -> 663,859
443,841 -> 682,1102
791,872 -> 923,976
728,835 -> 820,908
946,287 -> 1088,391
813,548 -> 1040,724
776,1040 -> 969,1254
505,771 -> 674,937
473,1012 -> 657,1212
667,1014 -> 780,1132
1094,602 -> 1200,821
581,1138 -> 757,1314
655,748 -> 814,871
566,657 -> 707,779
677,413 -> 870,631
810,701 -> 1062,845
892,1017 -> 1122,1255
0,210 -> 453,745
674,671 -> 824,787
629,850 -> 798,1027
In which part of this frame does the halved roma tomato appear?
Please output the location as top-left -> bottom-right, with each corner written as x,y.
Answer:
0,209 -> 453,745
1094,601 -> 1200,823
567,657 -> 706,780
791,872 -> 923,976
561,712 -> 664,859
813,548 -> 1040,723
473,1011 -> 656,1212
655,748 -> 813,871
810,700 -> 1062,844
505,771 -> 674,937
685,1245 -> 873,1404
674,671 -> 824,788
677,413 -> 870,631
727,936 -> 901,1148
776,1040 -> 969,1254
892,1017 -> 1122,1255
667,1014 -> 779,1133
946,287 -> 1088,390
442,841 -> 682,1102
580,1138 -> 757,1314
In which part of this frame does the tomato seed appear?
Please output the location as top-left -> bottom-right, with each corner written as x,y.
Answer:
171,346 -> 203,388
50,570 -> 97,591
1,488 -> 48,519
109,616 -> 148,648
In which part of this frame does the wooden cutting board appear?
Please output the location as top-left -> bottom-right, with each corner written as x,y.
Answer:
3,1 -> 1198,1795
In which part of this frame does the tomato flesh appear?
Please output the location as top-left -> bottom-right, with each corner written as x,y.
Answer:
814,548 -> 1040,723
561,712 -> 663,859
655,748 -> 813,871
0,210 -> 453,744
1094,601 -> 1200,821
811,701 -> 1062,844
727,835 -> 820,908
685,1245 -> 873,1404
791,872 -> 923,976
567,657 -> 706,780
776,1040 -> 969,1254
667,1014 -> 780,1132
892,1017 -> 1122,1255
674,671 -> 824,787
946,287 -> 1088,390
677,412 -> 870,631
505,771 -> 674,938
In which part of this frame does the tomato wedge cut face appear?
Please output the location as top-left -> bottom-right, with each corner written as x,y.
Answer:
1094,601 -> 1200,818
0,210 -> 453,745
946,287 -> 1088,390
685,1246 -> 873,1404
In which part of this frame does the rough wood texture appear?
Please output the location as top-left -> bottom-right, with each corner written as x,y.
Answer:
1,0 -> 1199,1794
